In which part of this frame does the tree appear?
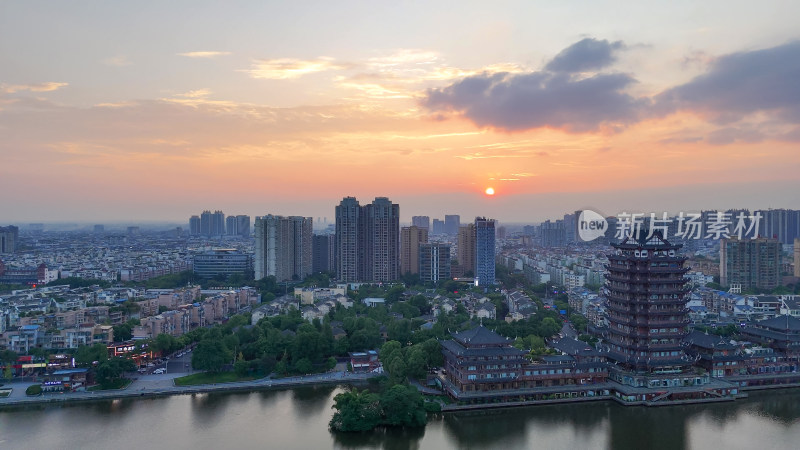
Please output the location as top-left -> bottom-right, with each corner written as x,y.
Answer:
95,357 -> 136,387
74,343 -> 108,367
379,385 -> 427,427
0,350 -> 17,365
152,333 -> 179,355
380,341 -> 402,365
3,364 -> 12,381
113,323 -> 133,342
294,357 -> 313,374
192,339 -> 232,373
405,346 -> 427,379
325,356 -> 337,371
329,389 -> 382,432
569,314 -> 588,332
538,317 -> 561,338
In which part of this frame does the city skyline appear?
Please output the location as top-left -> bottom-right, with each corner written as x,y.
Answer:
2,2 -> 799,223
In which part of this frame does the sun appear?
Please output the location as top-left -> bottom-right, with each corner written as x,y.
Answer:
485,187 -> 495,196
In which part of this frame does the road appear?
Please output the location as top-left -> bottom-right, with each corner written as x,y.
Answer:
0,370 -> 379,407
561,322 -> 578,339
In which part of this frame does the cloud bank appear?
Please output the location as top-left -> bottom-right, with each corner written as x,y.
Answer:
422,38 -> 800,140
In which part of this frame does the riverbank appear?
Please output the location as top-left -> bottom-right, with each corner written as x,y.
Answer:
0,370 -> 379,409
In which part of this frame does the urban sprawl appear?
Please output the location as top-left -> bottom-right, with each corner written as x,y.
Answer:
1,203 -> 800,409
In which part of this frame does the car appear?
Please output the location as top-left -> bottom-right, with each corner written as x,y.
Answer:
153,368 -> 166,374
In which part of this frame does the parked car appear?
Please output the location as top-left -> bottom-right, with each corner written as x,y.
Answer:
153,368 -> 166,374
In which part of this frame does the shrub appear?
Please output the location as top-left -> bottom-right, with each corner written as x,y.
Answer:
26,384 -> 43,396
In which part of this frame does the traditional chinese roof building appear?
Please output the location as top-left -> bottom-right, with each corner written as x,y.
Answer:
605,231 -> 692,377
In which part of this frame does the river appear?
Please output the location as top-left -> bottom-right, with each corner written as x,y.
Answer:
2,386 -> 800,450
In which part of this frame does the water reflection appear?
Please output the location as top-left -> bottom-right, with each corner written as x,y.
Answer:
190,391 -> 235,424
291,385 -> 337,418
332,425 -> 425,450
2,388 -> 800,449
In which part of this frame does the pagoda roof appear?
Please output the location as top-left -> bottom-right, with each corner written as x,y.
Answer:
451,325 -> 511,346
756,314 -> 800,332
613,230 -> 682,250
683,330 -> 737,350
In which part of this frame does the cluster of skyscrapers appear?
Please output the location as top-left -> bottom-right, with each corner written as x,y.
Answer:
335,197 -> 401,283
248,197 -> 497,285
411,215 -> 461,236
188,211 -> 250,237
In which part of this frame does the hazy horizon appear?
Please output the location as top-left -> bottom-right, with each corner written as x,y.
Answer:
2,1 -> 799,224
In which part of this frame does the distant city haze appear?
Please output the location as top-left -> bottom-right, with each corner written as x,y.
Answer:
2,2 -> 799,223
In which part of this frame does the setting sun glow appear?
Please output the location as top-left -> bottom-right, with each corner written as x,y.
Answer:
485,187 -> 495,196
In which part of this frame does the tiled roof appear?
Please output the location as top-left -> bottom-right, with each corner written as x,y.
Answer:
451,325 -> 510,346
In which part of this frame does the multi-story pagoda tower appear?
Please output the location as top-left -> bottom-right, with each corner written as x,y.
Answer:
605,231 -> 691,378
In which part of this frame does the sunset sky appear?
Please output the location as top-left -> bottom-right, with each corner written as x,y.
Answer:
2,1 -> 799,224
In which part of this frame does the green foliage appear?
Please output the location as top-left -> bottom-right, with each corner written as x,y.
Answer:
325,356 -> 337,371
3,364 -> 13,381
694,324 -> 740,337
379,385 -> 427,427
26,384 -> 43,396
294,357 -> 313,374
578,334 -> 599,346
173,371 -> 253,386
0,350 -> 17,364
112,323 -> 134,342
329,389 -> 382,432
192,338 -> 232,372
569,313 -> 588,332
74,343 -> 109,367
380,338 -> 442,384
95,357 -> 136,387
424,401 -> 442,413
330,385 -> 428,432
152,333 -> 180,355
234,359 -> 249,377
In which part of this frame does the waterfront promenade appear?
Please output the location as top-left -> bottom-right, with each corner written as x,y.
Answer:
0,370 -> 379,408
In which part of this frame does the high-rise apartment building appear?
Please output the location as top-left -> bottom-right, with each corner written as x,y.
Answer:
335,196 -> 400,282
226,216 -> 239,236
254,215 -> 313,281
236,215 -> 251,237
475,218 -> 496,286
211,210 -> 225,236
412,216 -> 430,230
335,197 -> 363,282
198,210 -> 226,236
0,226 -> 19,254
363,197 -> 400,282
445,215 -> 460,236
794,238 -> 800,278
758,209 -> 800,245
200,210 -> 212,236
432,219 -> 445,235
312,234 -> 336,274
457,224 -> 476,276
419,243 -> 451,284
540,220 -> 566,248
605,232 -> 691,377
189,216 -> 201,235
401,226 -> 428,275
720,237 -> 781,290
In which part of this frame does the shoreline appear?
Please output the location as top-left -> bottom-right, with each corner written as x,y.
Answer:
4,371 -> 800,412
0,371 -> 378,409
